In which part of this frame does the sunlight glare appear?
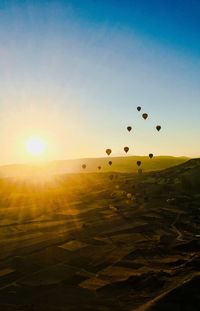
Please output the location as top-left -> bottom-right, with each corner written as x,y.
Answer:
25,136 -> 46,156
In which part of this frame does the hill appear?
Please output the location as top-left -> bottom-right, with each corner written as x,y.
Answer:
0,156 -> 189,179
150,158 -> 200,193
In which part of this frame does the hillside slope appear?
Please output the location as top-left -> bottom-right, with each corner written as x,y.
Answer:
151,158 -> 200,193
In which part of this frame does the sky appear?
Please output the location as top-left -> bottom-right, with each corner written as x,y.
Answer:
0,0 -> 200,165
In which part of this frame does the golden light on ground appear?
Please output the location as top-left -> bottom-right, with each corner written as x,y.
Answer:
25,136 -> 47,156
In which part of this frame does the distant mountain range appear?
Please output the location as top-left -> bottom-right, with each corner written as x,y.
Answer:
0,156 -> 189,179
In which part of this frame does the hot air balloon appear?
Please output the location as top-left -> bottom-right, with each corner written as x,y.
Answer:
106,149 -> 112,156
127,126 -> 132,132
142,113 -> 148,120
124,146 -> 129,153
127,193 -> 132,199
108,161 -> 112,166
156,125 -> 161,131
82,164 -> 86,169
137,161 -> 141,167
137,106 -> 141,112
149,153 -> 153,159
109,174 -> 114,181
98,166 -> 102,170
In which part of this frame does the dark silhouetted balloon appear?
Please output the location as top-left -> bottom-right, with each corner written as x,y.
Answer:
82,164 -> 86,169
142,113 -> 148,120
149,153 -> 153,159
124,146 -> 129,153
108,161 -> 112,166
109,174 -> 114,181
137,106 -> 141,111
137,161 -> 141,167
156,125 -> 161,131
98,166 -> 102,170
127,126 -> 132,132
106,149 -> 112,156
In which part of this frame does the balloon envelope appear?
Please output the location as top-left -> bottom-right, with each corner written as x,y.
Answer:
124,146 -> 129,153
142,113 -> 148,120
137,161 -> 141,167
156,125 -> 161,131
137,106 -> 141,111
108,161 -> 112,166
127,126 -> 132,132
82,164 -> 86,169
149,153 -> 153,159
106,148 -> 112,156
98,166 -> 101,170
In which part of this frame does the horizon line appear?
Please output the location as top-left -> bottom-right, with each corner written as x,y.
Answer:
0,154 -> 196,167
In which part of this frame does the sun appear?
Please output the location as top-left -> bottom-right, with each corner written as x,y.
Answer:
25,136 -> 46,156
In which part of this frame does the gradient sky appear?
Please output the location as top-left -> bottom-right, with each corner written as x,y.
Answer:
0,0 -> 200,164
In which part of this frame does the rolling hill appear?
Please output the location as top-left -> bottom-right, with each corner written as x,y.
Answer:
0,156 -> 189,179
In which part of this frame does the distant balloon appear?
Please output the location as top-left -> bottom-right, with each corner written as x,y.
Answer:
98,166 -> 102,170
82,223 -> 87,229
108,161 -> 112,166
137,106 -> 141,112
149,153 -> 153,159
156,125 -> 161,132
106,149 -> 112,156
137,161 -> 141,167
127,193 -> 132,199
127,126 -> 132,132
124,146 -> 129,153
109,174 -> 114,181
82,164 -> 86,169
142,113 -> 148,120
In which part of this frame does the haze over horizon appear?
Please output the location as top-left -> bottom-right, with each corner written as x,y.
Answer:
0,0 -> 200,165
0,155 -> 191,168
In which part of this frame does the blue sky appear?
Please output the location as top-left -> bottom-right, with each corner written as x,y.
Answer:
0,0 -> 200,164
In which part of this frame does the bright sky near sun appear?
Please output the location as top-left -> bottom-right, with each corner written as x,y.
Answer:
0,0 -> 200,164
